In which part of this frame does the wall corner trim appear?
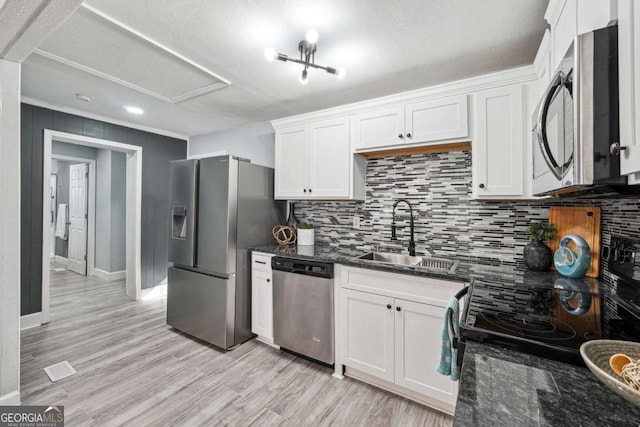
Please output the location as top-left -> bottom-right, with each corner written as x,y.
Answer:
0,391 -> 22,406
93,268 -> 126,282
20,312 -> 43,330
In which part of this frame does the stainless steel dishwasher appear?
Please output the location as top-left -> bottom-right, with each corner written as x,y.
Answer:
272,257 -> 334,365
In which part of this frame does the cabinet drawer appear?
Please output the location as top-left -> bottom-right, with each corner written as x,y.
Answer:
340,266 -> 463,307
252,252 -> 274,273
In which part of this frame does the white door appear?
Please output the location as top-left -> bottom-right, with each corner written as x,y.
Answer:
473,85 -> 524,197
274,124 -> 308,199
405,95 -> 468,144
394,299 -> 458,407
351,106 -> 405,150
68,163 -> 88,275
251,270 -> 273,341
50,174 -> 57,257
341,289 -> 395,382
308,117 -> 351,198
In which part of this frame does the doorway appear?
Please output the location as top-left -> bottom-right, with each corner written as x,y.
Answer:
41,130 -> 143,325
50,155 -> 97,277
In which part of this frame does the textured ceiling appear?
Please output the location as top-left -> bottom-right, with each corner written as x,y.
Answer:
21,0 -> 549,137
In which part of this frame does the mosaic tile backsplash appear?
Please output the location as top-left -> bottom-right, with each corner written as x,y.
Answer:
294,150 -> 640,283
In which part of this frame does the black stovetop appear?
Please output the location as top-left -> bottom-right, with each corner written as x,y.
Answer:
461,268 -> 640,365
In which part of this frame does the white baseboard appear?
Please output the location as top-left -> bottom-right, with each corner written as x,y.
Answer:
0,391 -> 21,406
20,312 -> 43,330
53,255 -> 68,265
94,268 -> 126,281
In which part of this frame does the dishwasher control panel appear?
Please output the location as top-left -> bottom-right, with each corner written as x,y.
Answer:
271,257 -> 334,279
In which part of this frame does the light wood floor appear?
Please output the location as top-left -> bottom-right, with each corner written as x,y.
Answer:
21,266 -> 453,427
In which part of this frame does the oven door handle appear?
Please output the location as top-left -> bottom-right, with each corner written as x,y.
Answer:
537,70 -> 568,181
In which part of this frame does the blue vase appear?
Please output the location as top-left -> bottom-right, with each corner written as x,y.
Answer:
553,234 -> 591,279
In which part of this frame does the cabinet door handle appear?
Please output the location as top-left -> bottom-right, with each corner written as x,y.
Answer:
386,304 -> 392,309
406,133 -> 412,138
309,189 -> 312,193
610,142 -> 628,155
266,279 -> 270,282
398,134 -> 404,139
303,189 -> 307,193
479,183 -> 485,189
255,260 -> 266,264
396,306 -> 402,312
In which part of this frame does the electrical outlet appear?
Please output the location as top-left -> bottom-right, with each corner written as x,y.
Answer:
352,216 -> 360,229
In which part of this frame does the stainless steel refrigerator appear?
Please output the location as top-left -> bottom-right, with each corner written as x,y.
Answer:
167,156 -> 283,349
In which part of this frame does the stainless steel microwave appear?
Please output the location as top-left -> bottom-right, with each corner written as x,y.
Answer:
532,25 -> 627,197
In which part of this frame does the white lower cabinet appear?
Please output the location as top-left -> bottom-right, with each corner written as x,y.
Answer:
251,252 -> 275,344
337,266 -> 463,415
394,299 -> 457,405
341,289 -> 395,382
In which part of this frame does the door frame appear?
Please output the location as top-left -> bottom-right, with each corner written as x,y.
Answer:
41,130 -> 143,324
51,154 -> 96,277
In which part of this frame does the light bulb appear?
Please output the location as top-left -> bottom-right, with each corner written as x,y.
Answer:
305,29 -> 319,44
299,69 -> 308,84
336,68 -> 346,79
124,105 -> 144,115
264,47 -> 277,62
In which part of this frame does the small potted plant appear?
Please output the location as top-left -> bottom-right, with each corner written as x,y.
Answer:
297,222 -> 315,246
523,222 -> 556,271
298,222 -> 315,246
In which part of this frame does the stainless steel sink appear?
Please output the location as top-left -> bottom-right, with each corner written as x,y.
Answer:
356,252 -> 458,273
357,252 -> 423,266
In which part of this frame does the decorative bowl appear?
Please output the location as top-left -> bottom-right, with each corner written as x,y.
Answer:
580,339 -> 640,408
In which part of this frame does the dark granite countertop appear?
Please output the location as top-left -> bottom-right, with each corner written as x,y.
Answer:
251,244 -> 603,291
252,243 -> 472,282
454,341 -> 640,426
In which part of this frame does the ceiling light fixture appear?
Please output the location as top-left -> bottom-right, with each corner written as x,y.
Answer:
265,30 -> 345,84
124,105 -> 144,115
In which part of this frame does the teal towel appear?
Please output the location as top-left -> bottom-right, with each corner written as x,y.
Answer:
437,296 -> 460,381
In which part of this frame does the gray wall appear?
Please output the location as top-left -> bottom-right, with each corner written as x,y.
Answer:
53,140 -> 97,159
94,150 -> 127,272
21,104 -> 187,315
110,152 -> 127,272
189,121 -> 275,167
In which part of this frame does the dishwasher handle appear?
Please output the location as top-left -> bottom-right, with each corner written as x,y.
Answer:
272,256 -> 334,279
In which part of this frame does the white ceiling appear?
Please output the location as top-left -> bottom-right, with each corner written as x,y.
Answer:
19,0 -> 548,137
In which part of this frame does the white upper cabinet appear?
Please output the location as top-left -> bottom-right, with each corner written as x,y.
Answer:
618,0 -> 640,183
473,84 -> 525,198
548,0 -> 577,70
274,124 -> 308,198
274,118 -> 365,200
352,95 -> 468,151
308,118 -> 353,198
534,29 -> 552,91
404,96 -> 469,143
545,0 -> 617,74
351,106 -> 405,150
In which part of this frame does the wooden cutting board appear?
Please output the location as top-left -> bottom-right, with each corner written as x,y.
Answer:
548,206 -> 601,278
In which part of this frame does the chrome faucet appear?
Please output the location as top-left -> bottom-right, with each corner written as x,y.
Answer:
391,199 -> 416,256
